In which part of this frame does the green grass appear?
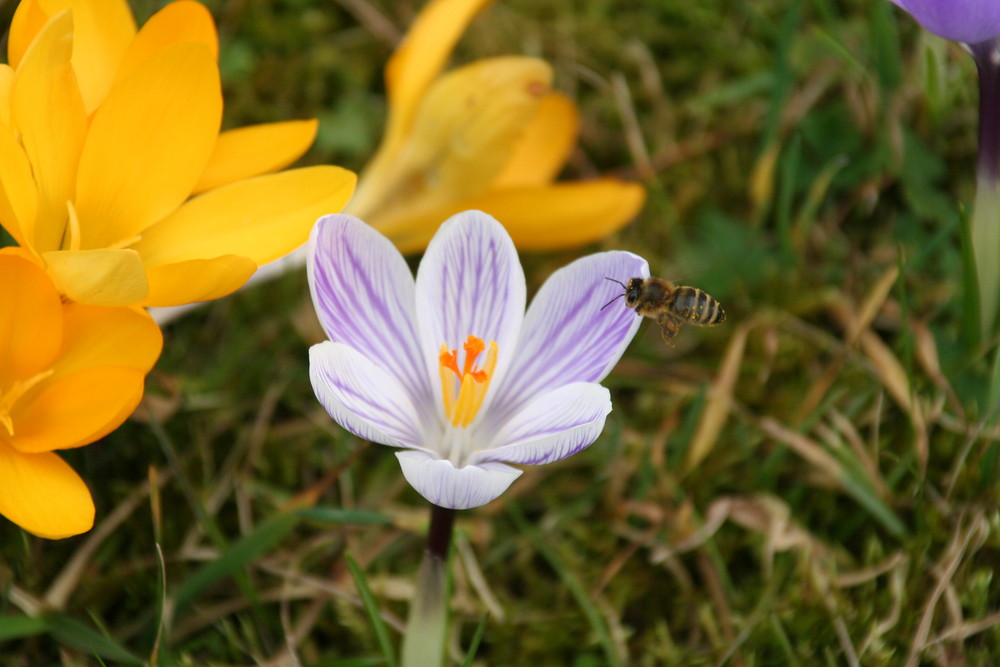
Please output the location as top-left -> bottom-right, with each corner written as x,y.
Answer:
3,0 -> 1000,664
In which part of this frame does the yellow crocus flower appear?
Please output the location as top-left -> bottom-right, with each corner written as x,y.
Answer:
348,0 -> 646,253
0,0 -> 356,308
0,250 -> 162,538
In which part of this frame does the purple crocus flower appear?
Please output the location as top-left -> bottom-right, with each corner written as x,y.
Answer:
307,210 -> 647,509
889,0 -> 1000,45
890,0 -> 1000,335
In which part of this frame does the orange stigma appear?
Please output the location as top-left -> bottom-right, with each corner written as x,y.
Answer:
437,335 -> 498,428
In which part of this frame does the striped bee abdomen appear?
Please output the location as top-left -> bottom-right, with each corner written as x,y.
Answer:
671,287 -> 726,325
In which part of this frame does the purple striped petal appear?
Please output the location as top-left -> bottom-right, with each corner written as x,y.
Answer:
487,251 -> 647,426
471,383 -> 610,465
308,214 -> 432,412
309,342 -> 429,451
395,450 -> 523,509
414,211 -> 526,416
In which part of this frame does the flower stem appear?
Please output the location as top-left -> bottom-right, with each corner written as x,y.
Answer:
400,504 -> 455,667
969,40 -> 1000,337
427,503 -> 456,561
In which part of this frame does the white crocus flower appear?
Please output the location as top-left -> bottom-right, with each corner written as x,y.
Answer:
307,210 -> 648,508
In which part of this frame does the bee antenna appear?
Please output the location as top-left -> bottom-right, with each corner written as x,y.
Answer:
600,293 -> 626,311
604,277 -> 627,289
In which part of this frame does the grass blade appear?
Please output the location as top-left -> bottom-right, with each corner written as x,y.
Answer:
0,614 -> 46,641
149,542 -> 167,666
170,510 -> 300,619
296,507 -> 393,525
869,0 -> 902,92
345,552 -> 398,667
45,614 -> 145,665
460,614 -> 489,667
508,505 -> 622,667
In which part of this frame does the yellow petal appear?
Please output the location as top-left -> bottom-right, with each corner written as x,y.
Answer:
114,0 -> 219,85
11,9 -> 87,254
54,303 -> 162,377
0,246 -> 43,263
0,443 -> 94,539
382,0 -> 496,156
491,92 -> 579,189
73,42 -> 221,249
409,57 -> 550,194
43,248 -> 149,306
134,165 -> 356,266
352,57 -> 550,220
0,254 -> 63,386
0,64 -> 14,125
383,179 -> 646,254
9,367 -> 145,453
192,119 -> 319,194
7,0 -> 49,70
42,0 -> 137,112
0,120 -> 39,249
142,255 -> 257,308
473,180 -> 646,250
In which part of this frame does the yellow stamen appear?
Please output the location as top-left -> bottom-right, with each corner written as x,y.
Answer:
438,344 -> 458,419
451,373 -> 479,427
437,335 -> 499,428
0,369 -> 55,437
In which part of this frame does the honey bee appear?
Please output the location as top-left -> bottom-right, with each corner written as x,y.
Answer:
602,277 -> 726,345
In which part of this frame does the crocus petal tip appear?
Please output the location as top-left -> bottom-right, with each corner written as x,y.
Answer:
396,451 -> 522,509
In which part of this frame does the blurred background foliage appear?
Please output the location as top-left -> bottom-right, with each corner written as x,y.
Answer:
2,0 -> 999,664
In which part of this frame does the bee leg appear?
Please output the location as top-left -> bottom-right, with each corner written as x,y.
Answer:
657,312 -> 683,347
